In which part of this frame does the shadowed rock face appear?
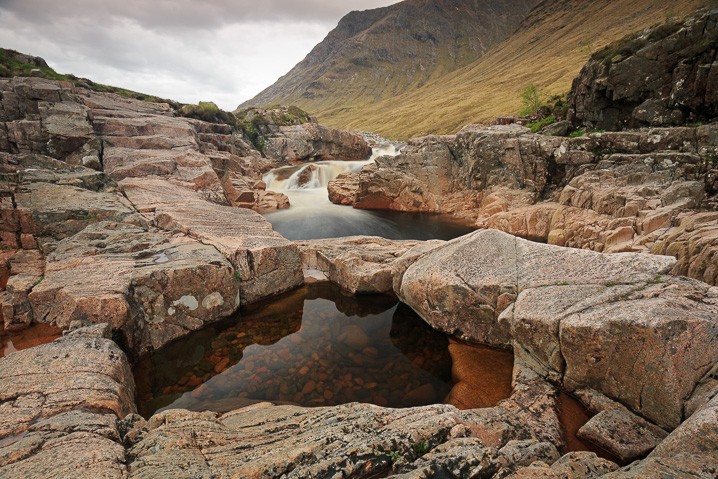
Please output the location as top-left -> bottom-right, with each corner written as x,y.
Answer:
569,9 -> 718,131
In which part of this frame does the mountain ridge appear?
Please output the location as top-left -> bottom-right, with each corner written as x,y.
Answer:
243,0 -> 715,139
240,0 -> 541,113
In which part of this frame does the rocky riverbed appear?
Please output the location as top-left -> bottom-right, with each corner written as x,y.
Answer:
1,9 -> 718,478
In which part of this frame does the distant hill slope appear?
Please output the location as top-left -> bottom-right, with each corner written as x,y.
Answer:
0,48 -> 181,108
247,0 -> 715,139
240,0 -> 541,113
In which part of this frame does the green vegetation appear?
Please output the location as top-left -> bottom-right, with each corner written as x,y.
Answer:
255,0 -> 705,139
412,441 -> 430,455
527,115 -> 556,133
235,106 -> 312,152
234,270 -> 241,281
569,128 -> 605,138
0,48 -> 181,108
519,84 -> 544,117
387,450 -> 402,463
179,101 -> 237,127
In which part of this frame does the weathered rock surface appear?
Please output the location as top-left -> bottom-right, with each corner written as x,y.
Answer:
506,452 -> 619,478
29,221 -> 239,355
603,394 -> 718,478
263,122 -> 371,163
327,170 -> 360,205
347,121 -> 718,286
0,76 -> 320,352
0,326 -> 136,478
126,364 -> 569,479
399,229 -> 718,431
569,9 -> 718,130
296,236 -> 443,293
576,409 -> 667,463
121,178 -> 303,304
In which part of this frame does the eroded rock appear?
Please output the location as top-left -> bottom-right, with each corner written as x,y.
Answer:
296,236 -> 443,294
0,326 -> 135,478
399,229 -> 718,430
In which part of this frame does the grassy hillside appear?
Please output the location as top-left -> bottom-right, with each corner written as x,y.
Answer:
0,48 -> 181,108
315,0 -> 716,139
241,0 -> 541,114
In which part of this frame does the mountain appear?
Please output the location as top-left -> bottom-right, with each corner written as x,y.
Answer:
243,0 -> 715,139
240,0 -> 541,113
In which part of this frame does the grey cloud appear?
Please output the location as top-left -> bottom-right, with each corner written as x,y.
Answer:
0,0 -> 399,109
0,0 -> 399,30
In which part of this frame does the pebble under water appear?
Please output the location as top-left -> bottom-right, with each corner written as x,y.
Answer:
134,283 -> 514,418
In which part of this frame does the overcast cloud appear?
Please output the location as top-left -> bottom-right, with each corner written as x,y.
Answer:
0,0 -> 399,110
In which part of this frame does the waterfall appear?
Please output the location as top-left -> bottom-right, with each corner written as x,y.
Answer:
263,143 -> 401,192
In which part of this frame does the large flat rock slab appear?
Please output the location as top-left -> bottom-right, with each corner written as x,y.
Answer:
398,229 -> 718,430
28,221 -> 239,355
121,177 -> 303,304
0,326 -> 135,478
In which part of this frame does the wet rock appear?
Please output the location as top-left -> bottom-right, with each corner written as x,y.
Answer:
327,170 -> 360,205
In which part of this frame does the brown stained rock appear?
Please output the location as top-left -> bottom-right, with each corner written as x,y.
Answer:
263,122 -> 371,163
444,340 -> 514,410
603,395 -> 718,478
28,221 -> 240,355
505,452 -> 618,478
121,177 -> 302,304
0,327 -> 135,478
576,409 -> 667,462
296,236 -> 442,294
327,171 -> 360,205
128,366 -> 565,479
399,229 -> 717,430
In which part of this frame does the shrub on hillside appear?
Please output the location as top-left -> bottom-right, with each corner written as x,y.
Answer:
179,101 -> 237,127
519,84 -> 544,117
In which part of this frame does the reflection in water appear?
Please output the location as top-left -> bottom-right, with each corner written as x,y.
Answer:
0,323 -> 62,358
445,339 -> 514,410
135,284 -> 455,418
265,192 -> 476,241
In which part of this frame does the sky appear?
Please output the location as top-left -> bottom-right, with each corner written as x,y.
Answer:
0,0 -> 399,110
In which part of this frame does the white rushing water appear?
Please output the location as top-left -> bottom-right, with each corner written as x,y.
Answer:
262,143 -> 400,197
261,143 -> 473,240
